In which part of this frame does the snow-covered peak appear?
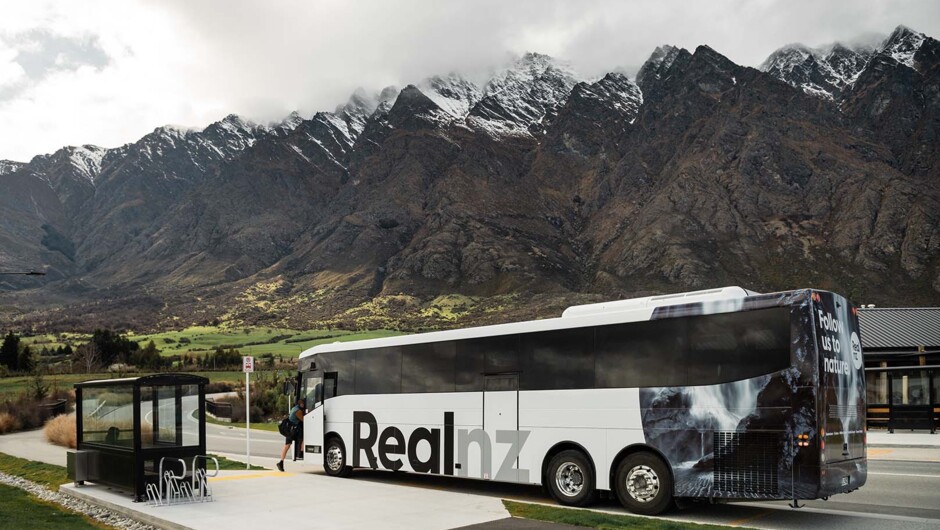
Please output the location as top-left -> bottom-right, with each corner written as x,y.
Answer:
579,72 -> 643,119
760,41 -> 874,99
759,44 -> 816,76
417,73 -> 481,119
376,86 -> 399,113
824,44 -> 870,84
482,52 -> 578,99
468,52 -> 580,136
65,145 -> 108,183
337,88 -> 381,138
0,160 -> 25,176
636,45 -> 682,90
879,25 -> 926,68
215,114 -> 259,135
277,111 -> 304,131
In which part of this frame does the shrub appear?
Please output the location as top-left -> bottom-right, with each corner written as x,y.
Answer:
0,412 -> 20,434
216,396 -> 262,423
0,394 -> 54,432
44,413 -> 76,448
205,381 -> 236,394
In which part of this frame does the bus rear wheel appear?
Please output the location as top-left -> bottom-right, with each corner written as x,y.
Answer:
324,436 -> 352,477
546,450 -> 597,507
614,452 -> 673,516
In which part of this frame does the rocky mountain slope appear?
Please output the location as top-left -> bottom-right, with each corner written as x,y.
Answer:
1,26 -> 938,331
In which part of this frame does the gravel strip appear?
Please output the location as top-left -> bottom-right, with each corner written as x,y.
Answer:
0,471 -> 156,530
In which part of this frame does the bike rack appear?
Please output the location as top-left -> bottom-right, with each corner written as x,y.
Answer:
192,455 -> 220,502
146,456 -> 218,506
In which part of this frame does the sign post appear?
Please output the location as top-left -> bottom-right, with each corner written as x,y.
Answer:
242,356 -> 254,469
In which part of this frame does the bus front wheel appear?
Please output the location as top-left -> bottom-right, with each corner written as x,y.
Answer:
324,436 -> 352,477
614,452 -> 673,516
546,450 -> 597,507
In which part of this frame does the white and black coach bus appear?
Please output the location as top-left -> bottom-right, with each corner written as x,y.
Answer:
296,287 -> 867,515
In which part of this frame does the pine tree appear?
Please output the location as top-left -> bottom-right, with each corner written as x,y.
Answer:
17,346 -> 34,373
0,331 -> 20,370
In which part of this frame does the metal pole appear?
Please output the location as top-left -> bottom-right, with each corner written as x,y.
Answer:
246,370 -> 250,469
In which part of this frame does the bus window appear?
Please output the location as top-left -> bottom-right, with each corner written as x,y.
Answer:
521,327 -> 593,390
456,341 -> 485,391
319,351 -> 355,396
686,308 -> 790,385
402,342 -> 456,393
356,347 -> 401,394
302,372 -> 323,409
596,319 -> 686,388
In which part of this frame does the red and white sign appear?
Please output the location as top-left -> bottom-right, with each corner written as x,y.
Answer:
242,356 -> 254,373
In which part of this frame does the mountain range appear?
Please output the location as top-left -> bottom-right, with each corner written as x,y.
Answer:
1,25 -> 938,331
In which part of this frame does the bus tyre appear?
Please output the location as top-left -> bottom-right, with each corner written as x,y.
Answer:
324,436 -> 351,477
546,450 -> 597,507
614,452 -> 673,516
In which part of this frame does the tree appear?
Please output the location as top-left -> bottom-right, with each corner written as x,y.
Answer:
17,346 -> 34,373
0,331 -> 19,370
89,329 -> 139,367
74,342 -> 102,374
27,371 -> 49,401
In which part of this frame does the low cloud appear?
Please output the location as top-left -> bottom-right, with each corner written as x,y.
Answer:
0,0 -> 938,161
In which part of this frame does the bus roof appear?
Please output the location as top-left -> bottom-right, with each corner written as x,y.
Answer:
299,286 -> 766,359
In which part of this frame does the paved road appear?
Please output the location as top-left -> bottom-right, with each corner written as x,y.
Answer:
342,457 -> 940,529
204,420 -> 285,458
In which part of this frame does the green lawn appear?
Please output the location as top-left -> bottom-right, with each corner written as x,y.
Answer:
503,500 -> 734,530
0,483 -> 110,530
0,452 -> 70,488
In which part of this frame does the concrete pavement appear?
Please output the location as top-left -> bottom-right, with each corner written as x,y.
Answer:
868,429 -> 939,447
0,426 -> 67,467
61,466 -> 510,530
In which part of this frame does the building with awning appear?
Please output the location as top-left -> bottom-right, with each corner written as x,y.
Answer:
858,307 -> 940,433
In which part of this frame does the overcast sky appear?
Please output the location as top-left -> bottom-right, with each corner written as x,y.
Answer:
1,0 -> 938,162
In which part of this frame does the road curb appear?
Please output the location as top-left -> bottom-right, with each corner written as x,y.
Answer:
869,444 -> 940,449
59,484 -> 192,530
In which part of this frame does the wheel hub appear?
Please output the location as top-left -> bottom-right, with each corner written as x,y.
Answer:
626,465 -> 660,503
555,461 -> 585,497
326,445 -> 343,471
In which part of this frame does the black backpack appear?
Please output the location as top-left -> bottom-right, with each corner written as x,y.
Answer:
278,417 -> 294,437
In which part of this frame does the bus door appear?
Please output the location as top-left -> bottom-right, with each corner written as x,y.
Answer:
484,374 -> 520,482
301,369 -> 326,461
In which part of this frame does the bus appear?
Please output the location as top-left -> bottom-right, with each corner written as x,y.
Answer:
295,287 -> 866,515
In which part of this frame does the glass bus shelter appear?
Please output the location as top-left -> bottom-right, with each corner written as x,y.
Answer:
866,366 -> 939,433
70,374 -> 208,501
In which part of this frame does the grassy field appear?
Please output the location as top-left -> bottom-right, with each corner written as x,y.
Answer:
21,327 -> 405,359
130,326 -> 403,358
503,500 -> 733,529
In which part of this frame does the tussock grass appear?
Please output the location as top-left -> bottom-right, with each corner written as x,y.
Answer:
44,413 -> 77,448
0,412 -> 20,434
